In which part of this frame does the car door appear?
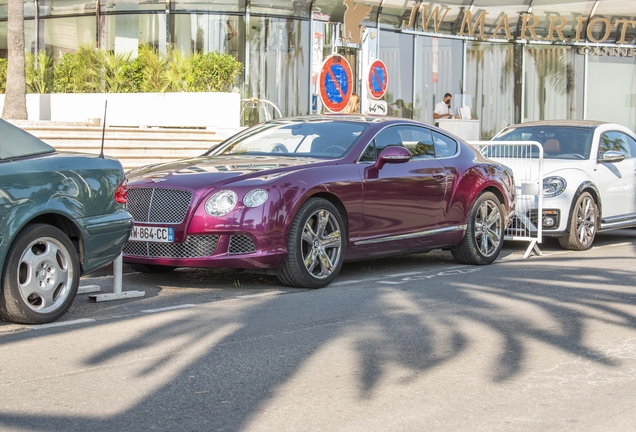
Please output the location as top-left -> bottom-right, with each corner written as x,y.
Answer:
357,125 -> 448,242
595,130 -> 636,220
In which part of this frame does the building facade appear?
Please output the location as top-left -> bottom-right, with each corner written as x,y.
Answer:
1,0 -> 636,137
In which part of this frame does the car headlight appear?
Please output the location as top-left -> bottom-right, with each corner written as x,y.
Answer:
243,189 -> 268,208
205,190 -> 238,216
543,176 -> 567,198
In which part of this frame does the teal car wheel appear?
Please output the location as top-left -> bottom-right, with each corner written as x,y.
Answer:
0,224 -> 80,324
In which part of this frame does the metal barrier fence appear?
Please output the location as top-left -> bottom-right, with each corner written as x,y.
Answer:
469,141 -> 544,259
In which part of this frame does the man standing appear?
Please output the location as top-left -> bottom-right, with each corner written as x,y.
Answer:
434,93 -> 453,126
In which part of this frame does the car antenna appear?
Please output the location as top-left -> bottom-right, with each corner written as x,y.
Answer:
99,100 -> 107,159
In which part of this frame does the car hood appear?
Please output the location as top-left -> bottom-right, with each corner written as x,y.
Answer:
127,155 -> 327,188
489,157 -> 591,181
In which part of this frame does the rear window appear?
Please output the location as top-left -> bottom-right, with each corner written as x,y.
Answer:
0,119 -> 55,160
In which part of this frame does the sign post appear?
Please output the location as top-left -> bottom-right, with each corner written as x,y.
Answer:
366,58 -> 388,116
319,54 -> 353,113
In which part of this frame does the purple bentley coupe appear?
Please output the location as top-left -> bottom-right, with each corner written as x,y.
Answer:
123,116 -> 515,288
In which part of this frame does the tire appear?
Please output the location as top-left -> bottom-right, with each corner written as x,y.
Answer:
558,192 -> 597,251
452,192 -> 505,265
278,198 -> 346,288
129,263 -> 177,273
0,224 -> 80,324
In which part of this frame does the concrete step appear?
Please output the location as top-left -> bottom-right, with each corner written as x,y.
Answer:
16,123 -> 238,172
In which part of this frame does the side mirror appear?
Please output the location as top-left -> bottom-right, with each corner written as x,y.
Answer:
599,150 -> 626,163
375,146 -> 412,169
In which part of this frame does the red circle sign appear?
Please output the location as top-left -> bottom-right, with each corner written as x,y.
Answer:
319,54 -> 353,113
368,59 -> 388,99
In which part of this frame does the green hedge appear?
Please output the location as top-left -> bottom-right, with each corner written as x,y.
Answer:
3,44 -> 243,94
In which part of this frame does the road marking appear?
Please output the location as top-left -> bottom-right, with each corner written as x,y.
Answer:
330,280 -> 362,286
236,290 -> 288,299
31,318 -> 96,330
376,268 -> 483,285
141,304 -> 196,314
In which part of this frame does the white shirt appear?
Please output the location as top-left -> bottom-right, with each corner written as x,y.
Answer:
434,101 -> 452,117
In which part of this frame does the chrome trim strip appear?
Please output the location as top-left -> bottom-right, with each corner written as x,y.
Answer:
354,225 -> 467,246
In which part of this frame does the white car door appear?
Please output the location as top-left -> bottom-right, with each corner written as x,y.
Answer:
594,130 -> 636,220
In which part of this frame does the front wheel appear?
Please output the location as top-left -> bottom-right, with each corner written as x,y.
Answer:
0,224 -> 80,324
558,192 -> 597,250
278,198 -> 346,288
452,192 -> 505,265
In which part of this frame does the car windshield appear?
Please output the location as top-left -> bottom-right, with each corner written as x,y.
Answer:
206,119 -> 368,158
0,118 -> 55,160
492,125 -> 595,160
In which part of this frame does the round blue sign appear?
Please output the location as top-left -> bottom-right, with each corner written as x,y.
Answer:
319,55 -> 353,113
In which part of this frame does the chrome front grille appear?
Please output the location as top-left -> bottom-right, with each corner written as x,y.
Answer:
127,188 -> 192,223
228,235 -> 257,255
123,235 -> 219,258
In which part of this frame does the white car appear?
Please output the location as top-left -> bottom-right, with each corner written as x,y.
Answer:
492,120 -> 636,250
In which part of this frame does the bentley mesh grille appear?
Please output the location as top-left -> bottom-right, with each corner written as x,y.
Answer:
228,235 -> 257,255
123,235 -> 219,258
127,188 -> 192,223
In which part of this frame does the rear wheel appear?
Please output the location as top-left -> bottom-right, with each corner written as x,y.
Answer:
278,198 -> 345,288
0,224 -> 80,324
129,263 -> 177,273
452,192 -> 505,265
558,192 -> 597,250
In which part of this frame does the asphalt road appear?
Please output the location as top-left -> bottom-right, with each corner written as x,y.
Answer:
1,231 -> 636,431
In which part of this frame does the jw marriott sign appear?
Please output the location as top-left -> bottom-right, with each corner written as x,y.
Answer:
401,3 -> 636,45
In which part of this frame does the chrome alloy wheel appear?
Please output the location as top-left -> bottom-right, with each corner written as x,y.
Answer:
300,209 -> 342,280
473,199 -> 503,258
17,236 -> 74,313
574,194 -> 596,248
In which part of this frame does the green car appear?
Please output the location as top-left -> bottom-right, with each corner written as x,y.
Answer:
0,119 -> 133,324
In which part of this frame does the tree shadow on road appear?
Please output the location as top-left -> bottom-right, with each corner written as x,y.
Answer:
0,247 -> 636,430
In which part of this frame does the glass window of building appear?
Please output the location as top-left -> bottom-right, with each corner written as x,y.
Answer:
249,0 -> 311,18
171,14 -> 242,59
99,0 -> 165,13
171,0 -> 244,13
413,36 -> 462,125
524,45 -> 583,122
100,13 -> 166,54
38,0 -> 95,17
466,41 -> 516,139
42,16 -> 95,55
246,16 -> 309,124
587,55 -> 636,131
380,30 -> 413,119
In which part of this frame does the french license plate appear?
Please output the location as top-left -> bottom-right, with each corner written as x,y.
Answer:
129,225 -> 174,243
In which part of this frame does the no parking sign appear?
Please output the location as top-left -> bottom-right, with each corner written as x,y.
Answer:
319,54 -> 353,113
368,59 -> 388,99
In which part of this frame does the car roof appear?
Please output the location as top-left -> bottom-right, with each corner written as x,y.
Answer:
508,119 -> 609,128
283,114 -> 420,125
0,119 -> 55,160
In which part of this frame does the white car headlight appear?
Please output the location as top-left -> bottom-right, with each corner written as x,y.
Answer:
543,176 -> 567,198
205,190 -> 238,216
243,189 -> 268,208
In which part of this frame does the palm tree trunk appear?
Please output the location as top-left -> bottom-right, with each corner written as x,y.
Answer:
2,0 -> 28,119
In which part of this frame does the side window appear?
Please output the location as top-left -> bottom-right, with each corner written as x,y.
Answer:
599,132 -> 632,158
432,131 -> 458,158
360,127 -> 404,161
401,127 -> 435,160
625,135 -> 636,158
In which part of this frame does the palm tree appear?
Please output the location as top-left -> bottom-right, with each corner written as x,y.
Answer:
1,0 -> 27,119
501,46 -> 574,120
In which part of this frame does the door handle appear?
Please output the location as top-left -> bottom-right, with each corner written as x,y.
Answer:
432,171 -> 446,180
